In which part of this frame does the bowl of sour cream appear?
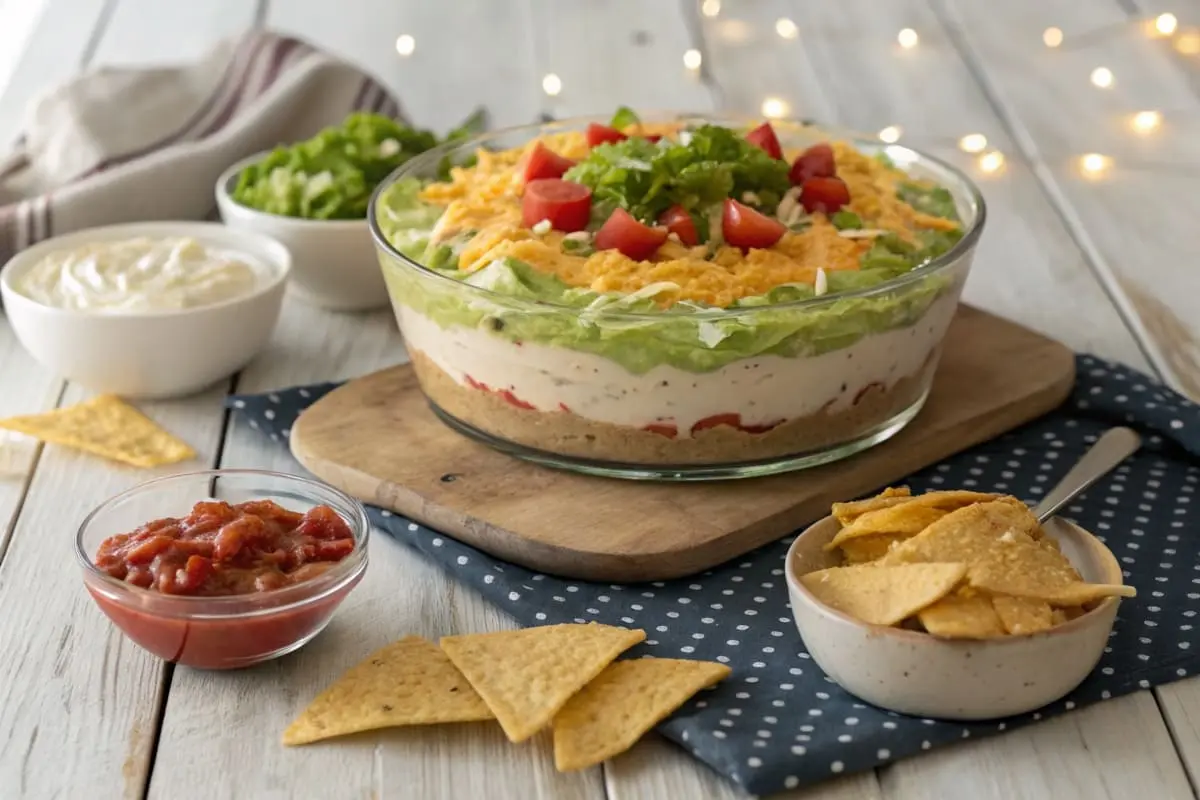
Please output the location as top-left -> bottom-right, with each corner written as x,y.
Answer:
0,221 -> 290,399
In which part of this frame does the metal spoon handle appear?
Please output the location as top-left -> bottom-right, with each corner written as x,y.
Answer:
1033,427 -> 1142,523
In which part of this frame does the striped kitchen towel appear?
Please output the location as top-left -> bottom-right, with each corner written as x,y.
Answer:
0,29 -> 402,266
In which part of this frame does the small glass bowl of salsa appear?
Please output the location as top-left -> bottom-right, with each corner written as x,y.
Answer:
75,469 -> 370,670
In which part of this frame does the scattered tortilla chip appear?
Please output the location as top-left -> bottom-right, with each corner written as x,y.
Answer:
800,562 -> 967,626
282,636 -> 494,746
0,394 -> 194,468
992,596 -> 1055,635
826,504 -> 949,550
839,534 -> 907,564
918,591 -> 1005,639
553,657 -> 730,771
440,623 -> 645,743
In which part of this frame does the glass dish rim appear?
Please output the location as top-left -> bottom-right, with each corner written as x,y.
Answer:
75,468 -> 370,620
366,111 -> 988,319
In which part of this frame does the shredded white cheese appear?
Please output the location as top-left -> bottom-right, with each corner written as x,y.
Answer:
531,219 -> 552,235
814,268 -> 828,297
563,231 -> 591,242
837,229 -> 889,239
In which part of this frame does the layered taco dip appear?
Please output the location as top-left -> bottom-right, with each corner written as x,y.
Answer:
369,111 -> 984,478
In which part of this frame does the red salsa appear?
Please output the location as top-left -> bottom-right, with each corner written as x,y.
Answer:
95,500 -> 356,596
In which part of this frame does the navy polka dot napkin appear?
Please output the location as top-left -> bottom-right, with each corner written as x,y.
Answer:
228,354 -> 1200,797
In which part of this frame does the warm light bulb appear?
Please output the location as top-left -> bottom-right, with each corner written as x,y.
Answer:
1156,13 -> 1179,35
701,0 -> 720,17
1175,30 -> 1200,54
683,49 -> 703,70
1080,153 -> 1111,177
776,18 -> 799,39
1090,67 -> 1114,88
959,133 -> 988,153
1131,110 -> 1162,133
878,125 -> 902,144
542,73 -> 562,96
979,151 -> 1005,174
1043,27 -> 1064,48
395,35 -> 415,56
898,28 -> 919,49
761,97 -> 790,119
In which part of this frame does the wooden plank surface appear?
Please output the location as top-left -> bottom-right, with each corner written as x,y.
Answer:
937,0 -> 1200,398
266,0 -> 542,133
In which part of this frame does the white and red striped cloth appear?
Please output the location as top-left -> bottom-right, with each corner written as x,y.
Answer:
0,30 -> 403,265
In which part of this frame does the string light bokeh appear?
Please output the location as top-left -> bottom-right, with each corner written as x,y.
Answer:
393,5 -> 1195,184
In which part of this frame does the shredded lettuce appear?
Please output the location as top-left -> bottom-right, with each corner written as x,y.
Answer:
563,124 -> 791,223
898,182 -> 960,222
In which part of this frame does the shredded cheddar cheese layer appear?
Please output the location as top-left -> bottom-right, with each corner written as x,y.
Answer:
419,129 -> 957,308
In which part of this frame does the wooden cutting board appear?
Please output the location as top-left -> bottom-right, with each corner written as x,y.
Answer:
291,305 -> 1075,582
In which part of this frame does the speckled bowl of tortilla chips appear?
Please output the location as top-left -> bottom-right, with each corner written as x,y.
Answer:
784,489 -> 1134,720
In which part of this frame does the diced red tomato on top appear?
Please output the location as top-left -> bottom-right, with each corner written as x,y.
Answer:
522,178 -> 592,232
594,208 -> 669,260
721,199 -> 786,249
586,123 -> 628,147
523,141 -> 576,182
658,205 -> 700,246
789,143 -> 837,185
745,122 -> 784,160
799,176 -> 850,214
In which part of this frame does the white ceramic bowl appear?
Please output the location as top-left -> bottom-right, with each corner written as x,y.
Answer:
0,221 -> 290,399
785,515 -> 1124,720
216,154 -> 387,312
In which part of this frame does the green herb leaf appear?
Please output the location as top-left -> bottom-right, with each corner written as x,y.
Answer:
610,106 -> 641,129
831,210 -> 863,230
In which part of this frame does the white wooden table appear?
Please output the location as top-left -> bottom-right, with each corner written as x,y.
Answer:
2,1 -> 1199,798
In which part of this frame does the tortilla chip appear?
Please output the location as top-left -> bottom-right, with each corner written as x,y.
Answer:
440,623 -> 645,743
282,636 -> 494,745
0,394 -> 194,468
880,497 -> 1042,568
553,658 -> 730,771
831,488 -> 995,526
1039,581 -> 1137,605
992,595 -> 1055,635
918,591 -> 1005,638
800,562 -> 966,626
831,486 -> 912,524
826,504 -> 949,550
839,534 -> 907,564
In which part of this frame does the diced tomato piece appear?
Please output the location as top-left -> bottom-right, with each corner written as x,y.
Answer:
594,208 -> 669,260
522,141 -> 576,182
789,143 -> 836,185
522,179 -> 593,232
739,419 -> 784,434
177,555 -> 213,592
586,123 -> 628,147
643,422 -> 678,439
643,134 -> 663,143
745,122 -> 784,160
692,413 -> 743,434
800,176 -> 851,214
315,539 -> 356,561
124,535 -> 173,565
659,205 -> 699,246
499,389 -> 536,410
721,199 -> 786,249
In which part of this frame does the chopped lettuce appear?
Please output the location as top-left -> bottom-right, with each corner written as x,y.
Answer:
898,182 -> 960,222
609,106 -> 641,129
232,109 -> 485,220
563,124 -> 791,222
